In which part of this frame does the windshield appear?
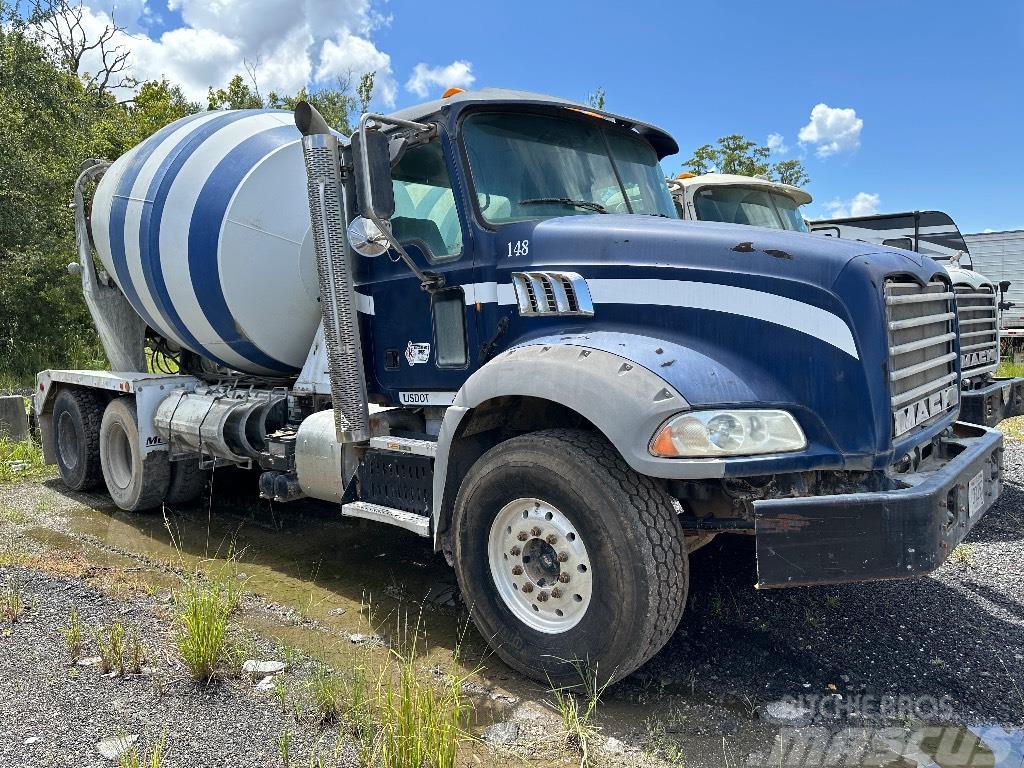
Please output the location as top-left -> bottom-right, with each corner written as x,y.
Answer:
462,112 -> 677,224
693,186 -> 809,232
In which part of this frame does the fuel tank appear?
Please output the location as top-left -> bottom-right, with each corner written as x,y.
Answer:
90,109 -> 319,375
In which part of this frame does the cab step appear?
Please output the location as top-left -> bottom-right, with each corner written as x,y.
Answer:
341,501 -> 430,537
368,435 -> 437,457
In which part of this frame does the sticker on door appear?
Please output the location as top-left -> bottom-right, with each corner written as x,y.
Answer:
405,342 -> 431,366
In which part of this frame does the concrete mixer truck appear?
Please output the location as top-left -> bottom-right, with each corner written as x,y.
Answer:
35,89 -> 1004,685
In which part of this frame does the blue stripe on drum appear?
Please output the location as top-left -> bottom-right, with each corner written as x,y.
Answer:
187,124 -> 298,373
137,110 -> 260,370
107,111 -> 210,331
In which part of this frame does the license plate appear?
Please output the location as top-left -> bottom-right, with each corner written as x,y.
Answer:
968,470 -> 985,517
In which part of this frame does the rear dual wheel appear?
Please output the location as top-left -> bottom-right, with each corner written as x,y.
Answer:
99,398 -> 169,512
452,429 -> 689,687
50,389 -> 205,511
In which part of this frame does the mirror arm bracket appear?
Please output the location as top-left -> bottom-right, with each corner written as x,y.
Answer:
356,112 -> 444,293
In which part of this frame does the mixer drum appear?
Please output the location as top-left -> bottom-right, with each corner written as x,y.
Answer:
91,109 -> 321,375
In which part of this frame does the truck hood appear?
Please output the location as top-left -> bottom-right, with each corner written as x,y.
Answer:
491,214 -> 957,469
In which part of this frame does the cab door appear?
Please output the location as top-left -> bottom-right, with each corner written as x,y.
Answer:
356,131 -> 477,404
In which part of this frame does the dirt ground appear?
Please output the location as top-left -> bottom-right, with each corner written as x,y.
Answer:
1,435 -> 1023,767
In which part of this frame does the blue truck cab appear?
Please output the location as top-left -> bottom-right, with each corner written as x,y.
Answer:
312,88 -> 1004,681
41,88 -> 1004,688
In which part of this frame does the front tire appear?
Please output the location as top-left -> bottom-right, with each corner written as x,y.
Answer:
99,398 -> 169,512
452,429 -> 688,687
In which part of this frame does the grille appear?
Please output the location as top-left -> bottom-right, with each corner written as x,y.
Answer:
885,279 -> 959,438
511,272 -> 594,316
954,285 -> 999,378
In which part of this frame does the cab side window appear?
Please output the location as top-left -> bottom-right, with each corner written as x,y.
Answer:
391,141 -> 462,262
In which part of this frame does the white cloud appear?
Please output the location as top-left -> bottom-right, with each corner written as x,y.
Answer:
405,60 -> 475,98
798,103 -> 863,158
766,132 -> 789,155
825,192 -> 881,219
69,0 -> 397,106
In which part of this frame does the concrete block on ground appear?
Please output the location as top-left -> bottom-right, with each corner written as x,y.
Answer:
0,395 -> 29,440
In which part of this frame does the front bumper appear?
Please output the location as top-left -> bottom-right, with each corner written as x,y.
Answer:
959,376 -> 1024,427
754,422 -> 1003,588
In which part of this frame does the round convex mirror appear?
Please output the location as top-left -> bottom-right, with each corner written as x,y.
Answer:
347,216 -> 391,258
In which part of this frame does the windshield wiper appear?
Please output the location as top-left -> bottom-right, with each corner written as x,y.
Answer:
519,197 -> 608,214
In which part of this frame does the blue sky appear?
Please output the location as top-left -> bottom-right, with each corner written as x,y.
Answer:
75,0 -> 1023,232
373,0 -> 1023,233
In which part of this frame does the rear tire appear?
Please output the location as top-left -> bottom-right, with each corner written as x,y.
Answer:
451,428 -> 688,687
99,398 -> 170,512
52,388 -> 105,491
165,458 -> 208,505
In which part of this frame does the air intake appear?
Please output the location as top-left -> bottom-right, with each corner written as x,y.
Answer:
511,272 -> 594,317
298,105 -> 369,443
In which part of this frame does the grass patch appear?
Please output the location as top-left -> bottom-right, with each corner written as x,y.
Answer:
0,433 -> 51,484
306,660 -> 344,724
997,360 -> 1024,378
950,543 -> 976,568
173,570 -> 238,683
549,662 -> 611,768
343,613 -> 474,768
61,606 -> 83,660
1,576 -> 26,623
118,732 -> 167,768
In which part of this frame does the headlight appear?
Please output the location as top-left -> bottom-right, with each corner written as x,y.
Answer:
650,410 -> 806,458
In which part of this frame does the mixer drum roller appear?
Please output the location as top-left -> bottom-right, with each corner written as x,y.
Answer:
90,109 -> 322,375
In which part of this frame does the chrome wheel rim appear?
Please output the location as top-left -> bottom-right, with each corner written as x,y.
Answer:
106,422 -> 133,491
57,411 -> 79,471
487,497 -> 592,634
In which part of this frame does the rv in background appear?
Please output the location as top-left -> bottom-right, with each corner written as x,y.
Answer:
809,211 -> 1024,426
963,229 -> 1024,346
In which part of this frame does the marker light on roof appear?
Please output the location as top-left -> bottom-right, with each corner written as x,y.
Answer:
442,87 -> 465,98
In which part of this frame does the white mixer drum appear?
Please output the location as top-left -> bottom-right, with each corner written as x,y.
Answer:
91,109 -> 320,375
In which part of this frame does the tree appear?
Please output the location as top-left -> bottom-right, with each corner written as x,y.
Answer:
27,0 -> 137,103
587,87 -> 606,110
683,134 -> 810,187
207,74 -> 263,111
212,71 -> 376,136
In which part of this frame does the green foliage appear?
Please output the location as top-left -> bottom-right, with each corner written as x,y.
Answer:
683,134 -> 810,187
587,87 -> 606,110
0,0 -> 377,385
0,432 -> 51,484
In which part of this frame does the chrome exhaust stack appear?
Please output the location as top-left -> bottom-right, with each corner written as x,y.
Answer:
295,102 -> 370,444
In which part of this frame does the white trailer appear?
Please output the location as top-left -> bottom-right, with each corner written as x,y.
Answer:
963,229 -> 1024,342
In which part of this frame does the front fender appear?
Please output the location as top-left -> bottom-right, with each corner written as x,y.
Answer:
432,342 -> 704,547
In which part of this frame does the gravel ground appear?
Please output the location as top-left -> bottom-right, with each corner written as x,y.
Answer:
1,437 -> 1023,767
617,441 -> 1024,730
0,566 -> 359,768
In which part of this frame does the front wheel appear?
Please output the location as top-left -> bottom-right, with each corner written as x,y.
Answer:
452,429 -> 688,687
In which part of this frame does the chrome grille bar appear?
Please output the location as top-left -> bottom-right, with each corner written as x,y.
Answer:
885,278 -> 959,436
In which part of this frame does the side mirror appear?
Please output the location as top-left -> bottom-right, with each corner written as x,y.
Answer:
347,216 -> 391,258
351,125 -> 395,221
1000,280 -> 1012,294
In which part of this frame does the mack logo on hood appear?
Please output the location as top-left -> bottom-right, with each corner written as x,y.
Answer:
962,349 -> 997,369
893,385 -> 959,437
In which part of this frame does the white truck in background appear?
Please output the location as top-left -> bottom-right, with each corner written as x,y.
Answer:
809,211 -> 1024,426
666,178 -> 1024,426
667,172 -> 811,232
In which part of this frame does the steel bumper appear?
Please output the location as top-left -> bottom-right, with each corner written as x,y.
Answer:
754,422 -> 1003,588
959,377 -> 1024,427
